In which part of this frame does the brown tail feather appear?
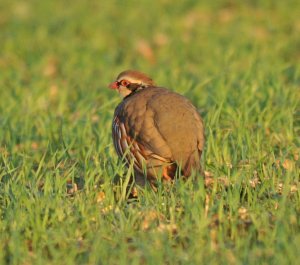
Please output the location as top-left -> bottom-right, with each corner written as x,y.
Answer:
182,150 -> 202,178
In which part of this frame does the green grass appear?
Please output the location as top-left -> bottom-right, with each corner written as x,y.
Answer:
0,0 -> 299,264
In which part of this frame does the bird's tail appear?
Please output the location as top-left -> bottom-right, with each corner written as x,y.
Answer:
182,150 -> 203,178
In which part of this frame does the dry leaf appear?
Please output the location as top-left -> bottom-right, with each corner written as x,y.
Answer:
290,185 -> 298,193
293,151 -> 299,161
31,142 -> 39,150
96,191 -> 105,203
205,194 -> 210,217
0,147 -> 9,156
218,176 -> 230,187
277,182 -> 283,194
282,159 -> 294,171
218,9 -> 234,23
131,186 -> 138,198
204,171 -> 213,177
49,84 -> 58,99
101,205 -> 113,214
249,177 -> 261,188
204,177 -> 214,187
251,26 -> 269,40
136,40 -> 155,63
91,114 -> 100,123
153,33 -> 169,46
156,223 -> 177,234
140,210 -> 164,231
210,229 -> 218,251
238,207 -> 248,221
43,57 -> 58,77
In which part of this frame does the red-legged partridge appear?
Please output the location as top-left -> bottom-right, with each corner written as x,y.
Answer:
109,70 -> 204,187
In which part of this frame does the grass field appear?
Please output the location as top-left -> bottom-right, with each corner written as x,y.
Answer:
0,0 -> 299,264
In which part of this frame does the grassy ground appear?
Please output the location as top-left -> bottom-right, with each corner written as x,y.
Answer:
0,0 -> 299,264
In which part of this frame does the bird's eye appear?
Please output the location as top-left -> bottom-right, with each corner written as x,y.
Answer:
121,80 -> 130,87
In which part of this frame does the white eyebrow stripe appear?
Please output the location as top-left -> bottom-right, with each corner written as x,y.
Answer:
117,77 -> 142,84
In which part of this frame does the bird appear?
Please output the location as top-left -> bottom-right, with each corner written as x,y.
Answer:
109,70 -> 205,188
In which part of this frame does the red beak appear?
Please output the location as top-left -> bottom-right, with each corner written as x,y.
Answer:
109,81 -> 119,89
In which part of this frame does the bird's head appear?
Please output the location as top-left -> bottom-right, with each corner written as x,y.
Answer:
109,70 -> 154,98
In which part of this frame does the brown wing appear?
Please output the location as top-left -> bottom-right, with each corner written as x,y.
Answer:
112,116 -> 145,172
112,115 -> 172,178
140,88 -> 205,176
